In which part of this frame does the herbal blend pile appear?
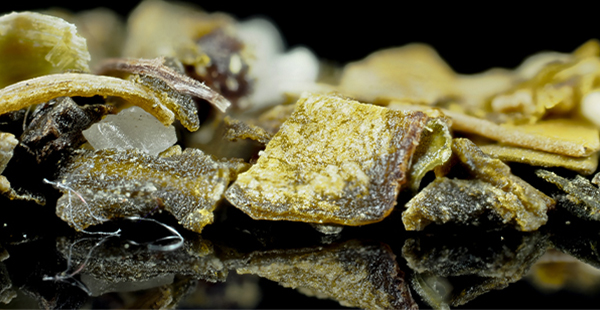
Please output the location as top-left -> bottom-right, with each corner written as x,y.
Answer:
1,1 -> 600,309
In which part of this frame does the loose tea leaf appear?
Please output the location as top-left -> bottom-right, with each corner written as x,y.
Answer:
226,93 -> 428,226
53,148 -> 249,233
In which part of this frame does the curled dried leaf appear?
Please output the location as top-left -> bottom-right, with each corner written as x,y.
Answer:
0,73 -> 174,126
408,116 -> 452,191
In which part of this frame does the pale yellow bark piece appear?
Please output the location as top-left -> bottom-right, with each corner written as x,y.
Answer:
339,44 -> 458,104
480,144 -> 598,175
225,93 -> 428,225
388,101 -> 600,157
0,12 -> 90,87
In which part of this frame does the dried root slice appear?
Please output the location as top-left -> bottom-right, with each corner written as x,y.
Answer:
97,57 -> 231,113
225,93 -> 428,226
536,169 -> 600,221
0,12 -> 90,87
232,240 -> 417,310
480,144 -> 599,175
451,138 -> 554,231
53,148 -> 249,233
0,73 -> 174,126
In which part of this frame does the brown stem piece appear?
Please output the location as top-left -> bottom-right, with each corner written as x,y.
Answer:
97,57 -> 231,112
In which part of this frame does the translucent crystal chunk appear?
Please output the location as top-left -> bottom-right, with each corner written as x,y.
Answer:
83,106 -> 177,156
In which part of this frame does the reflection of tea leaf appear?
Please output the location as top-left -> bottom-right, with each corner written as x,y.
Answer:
403,231 -> 549,307
230,239 -> 417,309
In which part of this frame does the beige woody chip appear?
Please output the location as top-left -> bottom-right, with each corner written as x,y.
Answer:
225,93 -> 428,225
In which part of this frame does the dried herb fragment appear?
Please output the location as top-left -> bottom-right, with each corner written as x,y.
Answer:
53,148 -> 249,233
0,12 -> 90,88
403,177 -> 532,230
479,144 -> 598,175
230,240 -> 417,310
408,116 -> 452,190
225,93 -> 428,225
536,169 -> 600,221
223,116 -> 272,144
97,57 -> 231,114
0,73 -> 175,126
20,97 -> 113,163
451,138 -> 554,231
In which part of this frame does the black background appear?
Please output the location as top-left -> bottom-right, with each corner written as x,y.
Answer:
1,1 -> 596,74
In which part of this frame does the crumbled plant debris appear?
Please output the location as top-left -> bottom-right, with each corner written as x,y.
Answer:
536,169 -> 600,221
20,97 -> 114,163
52,148 -> 249,233
223,116 -> 272,144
